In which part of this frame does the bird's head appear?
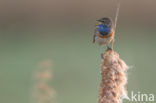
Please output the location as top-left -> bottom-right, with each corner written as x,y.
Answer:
96,17 -> 112,28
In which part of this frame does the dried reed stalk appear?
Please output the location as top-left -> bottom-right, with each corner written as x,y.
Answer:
98,49 -> 129,103
31,60 -> 55,103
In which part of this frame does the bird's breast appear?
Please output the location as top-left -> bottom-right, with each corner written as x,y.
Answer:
97,29 -> 114,38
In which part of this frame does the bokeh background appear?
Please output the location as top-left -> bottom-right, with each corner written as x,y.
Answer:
0,0 -> 156,103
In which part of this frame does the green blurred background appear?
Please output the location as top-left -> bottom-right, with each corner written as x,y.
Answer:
0,0 -> 156,103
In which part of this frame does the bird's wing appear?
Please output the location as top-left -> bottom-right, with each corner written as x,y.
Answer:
93,29 -> 97,43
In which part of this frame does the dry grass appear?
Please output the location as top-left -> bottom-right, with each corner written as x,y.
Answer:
98,49 -> 129,103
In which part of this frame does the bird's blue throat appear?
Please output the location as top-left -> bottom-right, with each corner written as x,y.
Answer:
97,23 -> 110,36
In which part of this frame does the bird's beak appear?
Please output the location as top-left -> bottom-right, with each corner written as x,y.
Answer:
96,21 -> 102,26
96,19 -> 100,21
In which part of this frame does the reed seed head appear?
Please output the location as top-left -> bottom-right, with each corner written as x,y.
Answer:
99,49 -> 129,103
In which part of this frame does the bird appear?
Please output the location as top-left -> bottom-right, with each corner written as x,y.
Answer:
93,17 -> 115,56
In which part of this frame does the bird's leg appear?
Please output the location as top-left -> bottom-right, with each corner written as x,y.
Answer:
106,39 -> 114,50
111,39 -> 114,50
107,45 -> 112,50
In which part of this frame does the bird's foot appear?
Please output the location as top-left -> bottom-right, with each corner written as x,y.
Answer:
107,46 -> 112,51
